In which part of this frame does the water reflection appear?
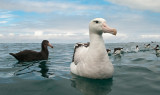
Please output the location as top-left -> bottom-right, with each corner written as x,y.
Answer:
71,74 -> 113,95
14,61 -> 54,78
114,54 -> 121,61
156,53 -> 160,57
38,61 -> 49,78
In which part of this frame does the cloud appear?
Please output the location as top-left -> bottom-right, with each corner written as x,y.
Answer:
106,0 -> 160,12
0,0 -> 102,13
104,33 -> 127,38
0,34 -> 3,37
0,10 -> 15,24
9,33 -> 15,36
0,0 -> 160,43
0,14 -> 13,19
0,32 -> 88,43
141,35 -> 160,38
0,21 -> 8,24
34,31 -> 43,36
103,33 -> 128,42
102,4 -> 160,37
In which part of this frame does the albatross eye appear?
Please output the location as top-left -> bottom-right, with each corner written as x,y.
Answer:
94,21 -> 99,24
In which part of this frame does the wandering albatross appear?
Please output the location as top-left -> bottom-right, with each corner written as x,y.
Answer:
70,18 -> 117,79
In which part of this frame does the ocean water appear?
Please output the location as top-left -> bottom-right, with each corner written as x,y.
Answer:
0,42 -> 160,95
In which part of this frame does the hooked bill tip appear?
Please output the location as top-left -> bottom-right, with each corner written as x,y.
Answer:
113,29 -> 117,36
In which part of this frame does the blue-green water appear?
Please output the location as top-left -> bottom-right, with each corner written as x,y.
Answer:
0,42 -> 160,95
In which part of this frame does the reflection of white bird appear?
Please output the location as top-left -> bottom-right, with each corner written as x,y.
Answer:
71,75 -> 113,95
70,18 -> 117,79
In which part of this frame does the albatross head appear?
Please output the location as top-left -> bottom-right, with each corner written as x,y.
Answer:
89,18 -> 117,35
42,40 -> 53,48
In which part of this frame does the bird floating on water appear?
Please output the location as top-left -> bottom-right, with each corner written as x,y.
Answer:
114,48 -> 123,55
70,18 -> 117,79
135,45 -> 139,52
154,45 -> 160,54
145,44 -> 150,49
9,40 -> 53,62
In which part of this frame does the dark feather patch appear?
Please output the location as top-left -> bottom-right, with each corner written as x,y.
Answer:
114,48 -> 123,53
72,42 -> 90,64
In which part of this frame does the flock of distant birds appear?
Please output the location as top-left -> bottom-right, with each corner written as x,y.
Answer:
73,42 -> 160,57
105,43 -> 160,57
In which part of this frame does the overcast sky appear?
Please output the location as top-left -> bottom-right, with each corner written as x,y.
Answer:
0,0 -> 160,43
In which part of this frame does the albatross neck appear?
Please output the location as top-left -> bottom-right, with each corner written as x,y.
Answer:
89,32 -> 106,51
41,45 -> 49,56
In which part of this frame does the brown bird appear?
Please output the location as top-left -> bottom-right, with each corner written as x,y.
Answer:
9,40 -> 53,62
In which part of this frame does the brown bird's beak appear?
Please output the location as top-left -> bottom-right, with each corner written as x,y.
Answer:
48,43 -> 54,48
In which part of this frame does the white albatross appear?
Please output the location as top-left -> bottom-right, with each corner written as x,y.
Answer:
70,18 -> 117,79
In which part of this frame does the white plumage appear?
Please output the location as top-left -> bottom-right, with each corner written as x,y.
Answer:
154,45 -> 160,54
70,18 -> 117,79
135,45 -> 139,52
156,50 -> 160,54
145,44 -> 150,49
114,48 -> 123,55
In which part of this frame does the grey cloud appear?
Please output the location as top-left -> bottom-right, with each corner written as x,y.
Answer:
106,0 -> 160,12
0,0 -> 102,13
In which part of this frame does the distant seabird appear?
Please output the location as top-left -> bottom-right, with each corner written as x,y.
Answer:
114,48 -> 123,55
145,44 -> 150,48
135,45 -> 139,52
154,45 -> 160,54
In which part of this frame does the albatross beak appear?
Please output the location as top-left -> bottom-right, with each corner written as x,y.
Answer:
102,22 -> 117,36
48,43 -> 54,48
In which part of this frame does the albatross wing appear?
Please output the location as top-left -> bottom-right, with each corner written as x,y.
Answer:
72,43 -> 89,65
